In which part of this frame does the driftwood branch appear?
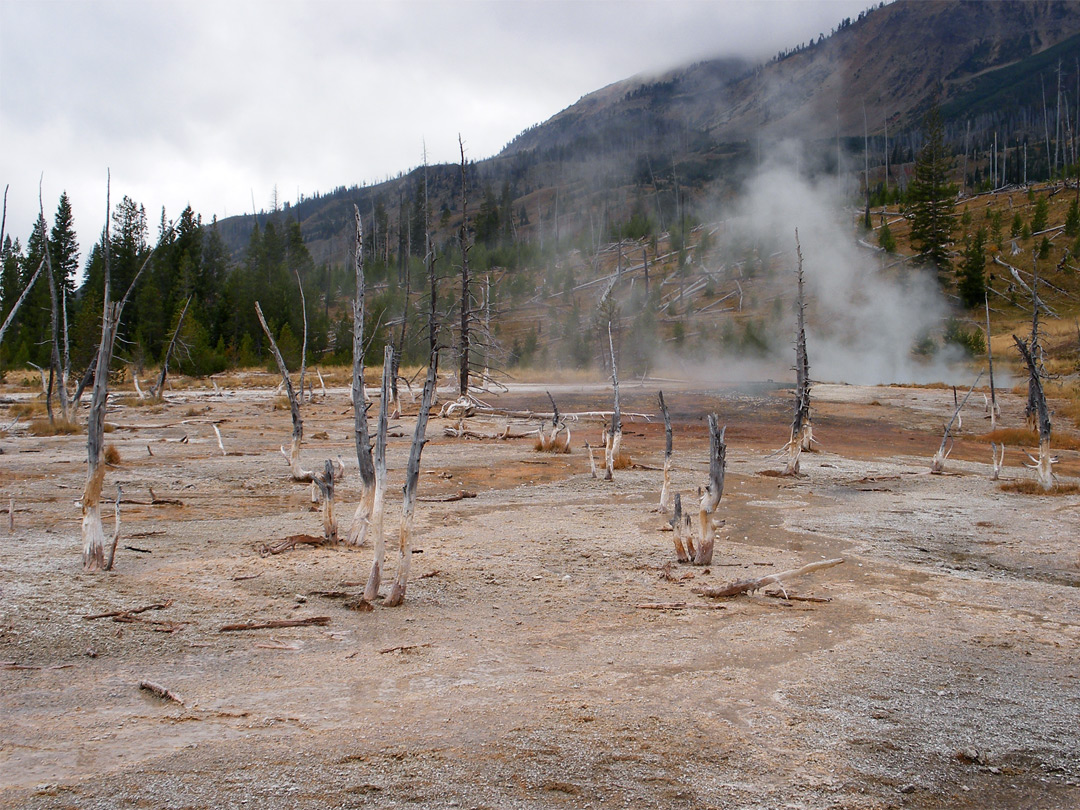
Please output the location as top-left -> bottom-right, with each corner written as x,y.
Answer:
219,616 -> 331,632
694,558 -> 845,598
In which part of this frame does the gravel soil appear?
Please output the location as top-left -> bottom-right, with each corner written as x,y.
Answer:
1,379 -> 1078,809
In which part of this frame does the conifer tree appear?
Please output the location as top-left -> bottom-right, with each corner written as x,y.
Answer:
957,227 -> 987,308
908,105 -> 957,270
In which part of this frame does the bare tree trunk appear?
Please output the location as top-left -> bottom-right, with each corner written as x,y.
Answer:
83,173 -> 163,571
0,257 -> 45,345
150,295 -> 191,400
295,269 -> 308,402
671,492 -> 693,562
313,459 -> 338,542
658,390 -> 673,513
390,262 -> 410,418
347,205 -> 377,546
990,442 -> 1005,481
984,291 -> 999,429
458,135 -> 472,398
1025,255 -> 1042,430
604,322 -> 622,480
385,349 -> 438,607
363,346 -> 394,602
255,300 -> 312,482
930,372 -> 982,473
695,415 -> 726,565
1014,335 -> 1055,489
39,201 -> 70,423
785,232 -> 812,474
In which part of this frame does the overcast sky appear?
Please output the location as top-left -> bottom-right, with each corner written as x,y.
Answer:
1,0 -> 872,257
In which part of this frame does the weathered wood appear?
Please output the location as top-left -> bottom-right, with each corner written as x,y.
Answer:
313,459 -> 338,542
984,292 -> 999,429
694,558 -> 845,598
257,534 -> 324,556
255,299 -> 312,482
658,390 -> 673,512
363,346 -> 394,602
670,492 -> 690,562
695,415 -> 726,565
605,322 -> 622,480
150,295 -> 191,400
930,372 -> 983,473
458,135 -> 472,397
347,206 -> 377,545
83,175 -> 164,571
1014,334 -> 1055,488
385,350 -> 438,607
138,680 -> 185,706
84,599 -> 173,620
219,617 -> 330,632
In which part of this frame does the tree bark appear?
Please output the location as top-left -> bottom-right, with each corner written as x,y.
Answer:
458,135 -> 472,398
604,322 -> 622,480
385,349 -> 438,607
1014,334 -> 1055,489
694,558 -> 844,598
658,390 -> 673,512
255,300 -> 312,482
695,415 -> 726,565
347,205 -> 376,545
150,295 -> 191,400
363,345 -> 394,602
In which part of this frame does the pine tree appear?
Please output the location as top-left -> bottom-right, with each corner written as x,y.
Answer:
907,105 -> 957,270
49,192 -> 79,297
1031,196 -> 1049,234
957,227 -> 986,308
1065,197 -> 1080,238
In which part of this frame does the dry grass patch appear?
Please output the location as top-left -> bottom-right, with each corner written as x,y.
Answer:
104,444 -> 121,465
28,417 -> 81,436
7,401 -> 44,419
999,480 -> 1080,496
980,428 -> 1080,451
612,450 -> 633,469
533,435 -> 571,454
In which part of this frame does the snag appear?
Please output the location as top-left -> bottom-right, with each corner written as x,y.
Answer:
695,415 -> 726,565
363,346 -> 394,602
604,323 -> 622,480
255,297 -> 313,482
385,349 -> 438,607
930,373 -> 982,473
1014,334 -> 1055,489
346,205 -> 377,546
658,391 -> 673,513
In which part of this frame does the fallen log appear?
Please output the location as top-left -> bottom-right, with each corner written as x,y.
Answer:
694,558 -> 844,598
219,616 -> 331,632
257,534 -> 324,556
417,490 -> 477,503
84,599 -> 173,620
138,679 -> 185,706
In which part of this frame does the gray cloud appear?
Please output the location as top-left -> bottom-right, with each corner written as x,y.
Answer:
1,0 -> 872,253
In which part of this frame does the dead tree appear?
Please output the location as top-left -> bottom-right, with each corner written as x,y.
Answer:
347,206 -> 377,546
1025,254 -> 1044,430
389,266 -> 410,419
990,442 -> 1005,481
604,322 -> 622,480
362,346 -> 394,603
930,372 -> 983,473
313,459 -> 338,542
0,256 -> 45,345
658,390 -> 674,512
458,135 -> 472,399
984,290 -> 999,429
149,295 -> 191,400
255,298 -> 313,482
83,176 -> 165,571
671,492 -> 694,562
536,390 -> 569,452
783,232 -> 812,474
38,192 -> 70,423
694,415 -> 726,565
385,350 -> 439,607
1014,335 -> 1056,489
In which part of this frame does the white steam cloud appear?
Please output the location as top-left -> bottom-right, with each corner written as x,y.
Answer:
725,151 -> 967,385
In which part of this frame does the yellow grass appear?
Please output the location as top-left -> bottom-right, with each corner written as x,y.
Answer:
28,417 -> 81,436
980,428 -> 1080,451
999,480 -> 1080,496
104,445 -> 121,465
534,435 -> 571,454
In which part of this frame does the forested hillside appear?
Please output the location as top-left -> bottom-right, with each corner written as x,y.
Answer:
3,0 -> 1080,393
